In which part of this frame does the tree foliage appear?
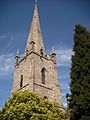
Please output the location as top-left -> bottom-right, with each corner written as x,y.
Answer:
70,24 -> 90,120
0,90 -> 67,120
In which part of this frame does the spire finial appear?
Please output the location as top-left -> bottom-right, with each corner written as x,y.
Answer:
35,0 -> 37,3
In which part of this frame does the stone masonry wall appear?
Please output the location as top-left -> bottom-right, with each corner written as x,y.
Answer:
11,52 -> 63,108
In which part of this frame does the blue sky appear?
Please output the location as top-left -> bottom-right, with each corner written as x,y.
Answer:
0,0 -> 90,108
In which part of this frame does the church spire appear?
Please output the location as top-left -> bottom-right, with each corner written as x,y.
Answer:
25,1 -> 44,54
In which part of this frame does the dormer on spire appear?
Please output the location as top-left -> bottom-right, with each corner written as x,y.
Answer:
30,40 -> 35,51
25,0 -> 44,54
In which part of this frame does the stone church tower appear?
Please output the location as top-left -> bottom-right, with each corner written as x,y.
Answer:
11,2 -> 63,108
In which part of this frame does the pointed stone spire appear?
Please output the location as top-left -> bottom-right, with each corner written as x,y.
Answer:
25,1 -> 44,54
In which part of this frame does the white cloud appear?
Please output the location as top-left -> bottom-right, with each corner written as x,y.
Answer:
0,53 -> 24,76
0,35 -> 7,39
62,93 -> 68,108
59,74 -> 70,79
56,49 -> 73,67
0,34 -> 14,40
62,93 -> 66,97
0,54 -> 15,76
63,102 -> 67,108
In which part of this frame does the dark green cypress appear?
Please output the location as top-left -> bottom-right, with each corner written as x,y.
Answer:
70,24 -> 90,120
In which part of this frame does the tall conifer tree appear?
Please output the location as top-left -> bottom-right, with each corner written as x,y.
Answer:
70,24 -> 90,120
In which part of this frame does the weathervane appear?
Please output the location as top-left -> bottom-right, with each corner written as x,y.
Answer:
35,0 -> 37,3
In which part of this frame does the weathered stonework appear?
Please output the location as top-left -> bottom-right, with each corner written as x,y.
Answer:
11,2 -> 63,108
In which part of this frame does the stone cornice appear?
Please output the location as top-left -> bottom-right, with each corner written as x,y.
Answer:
34,82 -> 52,90
18,83 -> 29,91
14,50 -> 56,67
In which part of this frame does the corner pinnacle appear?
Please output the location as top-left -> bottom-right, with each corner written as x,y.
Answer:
16,49 -> 19,57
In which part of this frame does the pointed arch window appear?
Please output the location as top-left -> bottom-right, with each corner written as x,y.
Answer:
20,75 -> 23,88
41,68 -> 46,84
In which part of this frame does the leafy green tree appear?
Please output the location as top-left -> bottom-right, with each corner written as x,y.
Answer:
70,24 -> 90,120
0,90 -> 67,120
